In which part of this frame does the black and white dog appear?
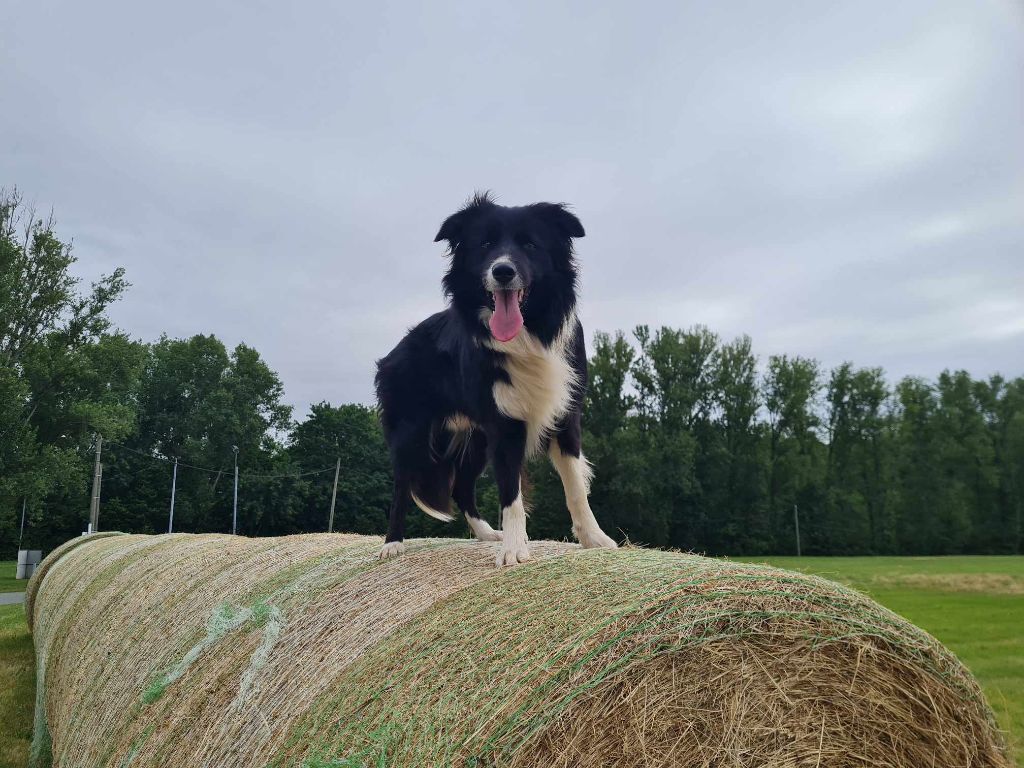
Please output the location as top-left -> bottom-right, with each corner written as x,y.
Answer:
374,193 -> 618,566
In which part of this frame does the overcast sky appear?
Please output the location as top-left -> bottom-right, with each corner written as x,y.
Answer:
3,1 -> 1022,416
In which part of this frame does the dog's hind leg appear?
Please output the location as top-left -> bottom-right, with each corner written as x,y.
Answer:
452,430 -> 501,542
380,420 -> 436,559
381,474 -> 412,559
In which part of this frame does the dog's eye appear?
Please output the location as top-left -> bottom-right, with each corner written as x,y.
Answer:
523,240 -> 537,251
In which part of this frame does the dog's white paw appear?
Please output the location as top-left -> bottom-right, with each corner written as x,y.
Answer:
495,541 -> 531,567
576,526 -> 618,550
476,527 -> 504,542
378,541 -> 405,559
466,514 -> 503,542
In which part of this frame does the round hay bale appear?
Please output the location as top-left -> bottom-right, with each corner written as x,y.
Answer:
28,533 -> 1009,767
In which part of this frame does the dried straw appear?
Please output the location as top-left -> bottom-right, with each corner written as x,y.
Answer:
27,533 -> 1010,768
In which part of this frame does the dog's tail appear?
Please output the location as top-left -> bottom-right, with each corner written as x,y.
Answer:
408,423 -> 483,523
410,461 -> 456,522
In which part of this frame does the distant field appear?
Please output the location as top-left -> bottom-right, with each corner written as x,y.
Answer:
738,555 -> 1024,764
0,556 -> 1019,766
0,562 -> 27,594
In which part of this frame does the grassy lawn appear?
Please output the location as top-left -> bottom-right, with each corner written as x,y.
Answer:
741,556 -> 1024,764
0,605 -> 33,768
0,557 -> 1019,766
0,561 -> 29,594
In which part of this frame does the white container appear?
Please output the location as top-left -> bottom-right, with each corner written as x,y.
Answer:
16,549 -> 42,580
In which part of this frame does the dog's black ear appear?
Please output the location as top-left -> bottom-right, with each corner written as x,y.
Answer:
434,191 -> 495,248
433,210 -> 466,246
533,203 -> 585,239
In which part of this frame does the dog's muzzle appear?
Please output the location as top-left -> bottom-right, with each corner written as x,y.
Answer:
484,258 -> 526,342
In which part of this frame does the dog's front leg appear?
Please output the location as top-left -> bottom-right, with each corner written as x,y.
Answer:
490,418 -> 530,567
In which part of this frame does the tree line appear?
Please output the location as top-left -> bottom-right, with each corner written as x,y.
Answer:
558,328 -> 1023,555
2,189 -> 1021,555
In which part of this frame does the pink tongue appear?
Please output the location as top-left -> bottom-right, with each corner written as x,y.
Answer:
489,290 -> 523,342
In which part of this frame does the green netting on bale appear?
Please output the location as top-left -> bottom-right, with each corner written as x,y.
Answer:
28,533 -> 1010,768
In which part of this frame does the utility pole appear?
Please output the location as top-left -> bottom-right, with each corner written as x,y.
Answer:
168,458 -> 178,534
89,434 -> 103,533
18,498 -> 27,551
231,445 -> 239,535
328,457 -> 341,533
793,503 -> 802,557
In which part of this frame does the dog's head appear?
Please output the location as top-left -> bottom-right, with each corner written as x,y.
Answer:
436,192 -> 585,345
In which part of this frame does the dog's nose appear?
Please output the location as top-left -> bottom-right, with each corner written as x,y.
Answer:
491,263 -> 516,285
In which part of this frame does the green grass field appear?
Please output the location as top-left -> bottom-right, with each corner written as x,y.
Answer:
0,556 -> 1020,767
0,561 -> 28,594
0,604 -> 33,768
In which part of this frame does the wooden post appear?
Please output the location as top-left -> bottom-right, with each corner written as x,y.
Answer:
794,504 -> 802,557
89,435 -> 103,533
18,498 -> 27,550
328,458 -> 341,533
168,458 -> 178,533
232,446 -> 239,535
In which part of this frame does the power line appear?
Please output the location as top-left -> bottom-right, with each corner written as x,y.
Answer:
106,442 -> 222,474
104,441 -> 337,480
80,436 -> 345,538
241,466 -> 336,480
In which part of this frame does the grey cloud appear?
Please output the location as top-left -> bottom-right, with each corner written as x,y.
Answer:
2,0 -> 1021,415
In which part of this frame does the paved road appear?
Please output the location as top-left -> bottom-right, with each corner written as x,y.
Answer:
0,591 -> 25,605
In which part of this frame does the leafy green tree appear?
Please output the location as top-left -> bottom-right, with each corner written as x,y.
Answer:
99,335 -> 292,539
892,377 -> 950,553
586,331 -> 635,435
0,189 -> 136,552
969,374 -> 1024,553
632,325 -> 717,432
0,189 -> 128,368
999,378 -> 1024,554
764,355 -> 823,553
933,371 -> 998,552
704,336 -> 767,553
822,364 -> 892,554
287,402 -> 393,535
630,326 -> 715,549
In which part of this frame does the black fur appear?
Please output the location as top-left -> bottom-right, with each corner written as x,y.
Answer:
375,192 -> 589,546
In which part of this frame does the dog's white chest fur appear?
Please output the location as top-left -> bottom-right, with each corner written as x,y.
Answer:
485,317 -> 578,453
